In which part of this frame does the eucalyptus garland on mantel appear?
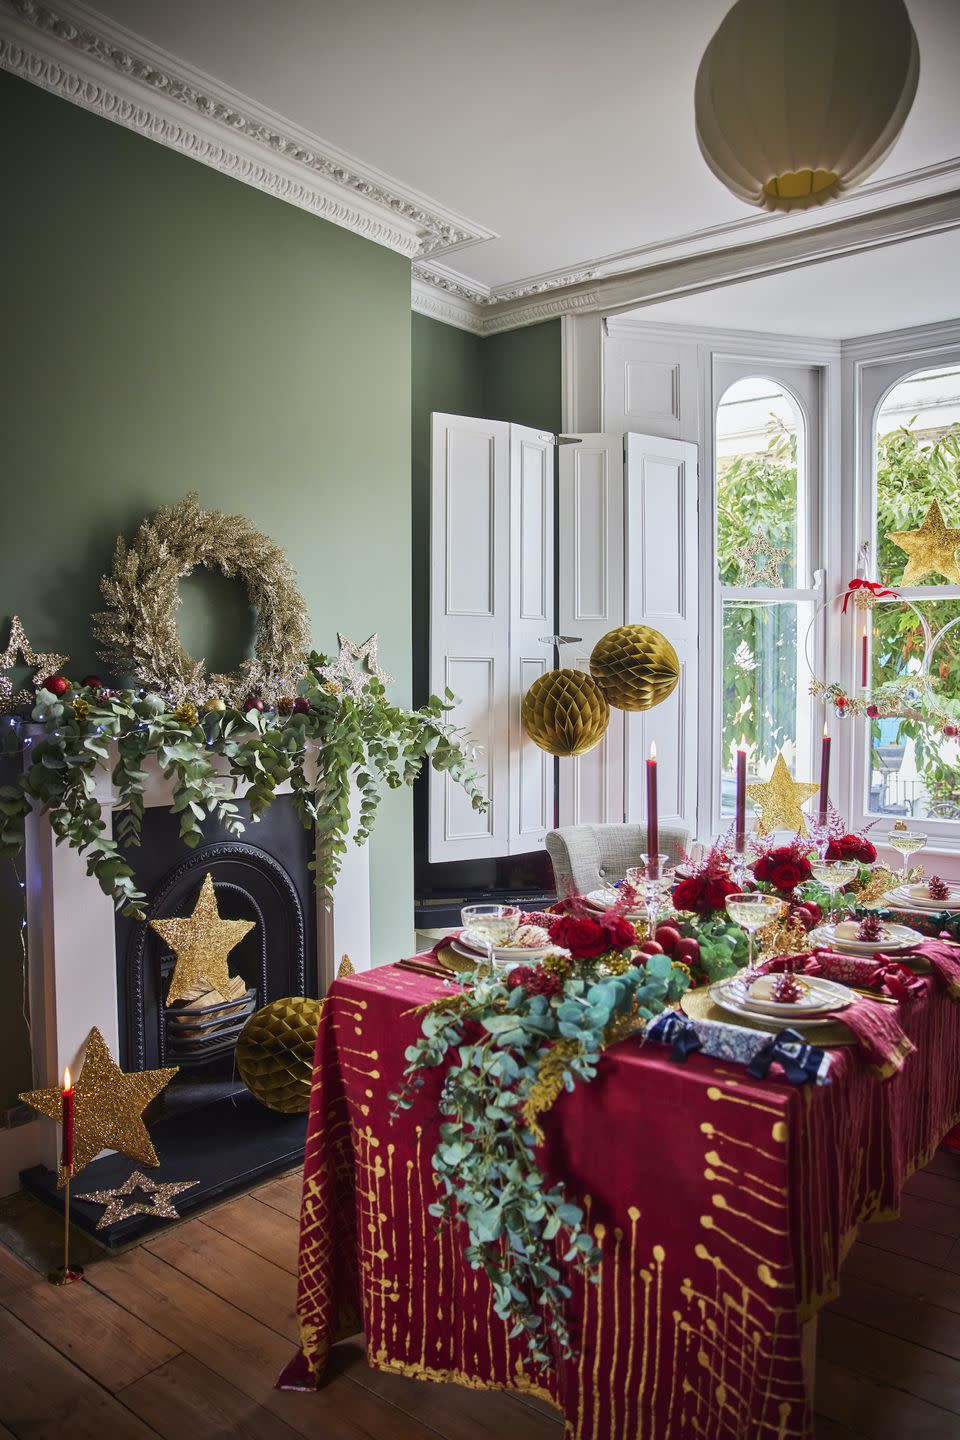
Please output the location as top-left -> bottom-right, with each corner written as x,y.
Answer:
0,657 -> 483,918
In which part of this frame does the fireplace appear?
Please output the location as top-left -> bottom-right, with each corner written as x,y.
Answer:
15,745 -> 372,1238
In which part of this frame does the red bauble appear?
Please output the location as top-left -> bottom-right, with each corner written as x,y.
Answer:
866,703 -> 880,719
638,940 -> 664,956
673,937 -> 701,965
292,697 -> 311,714
81,674 -> 104,690
835,695 -> 849,710
41,675 -> 71,696
654,924 -> 682,954
944,723 -> 959,739
243,696 -> 265,713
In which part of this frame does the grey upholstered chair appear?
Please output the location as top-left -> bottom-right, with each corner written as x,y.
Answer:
545,822 -> 690,899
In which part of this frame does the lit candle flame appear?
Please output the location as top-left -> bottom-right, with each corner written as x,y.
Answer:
63,1066 -> 71,1091
649,741 -> 657,760
823,722 -> 829,738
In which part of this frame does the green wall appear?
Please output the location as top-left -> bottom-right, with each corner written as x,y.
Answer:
0,72 -> 413,1106
482,320 -> 563,434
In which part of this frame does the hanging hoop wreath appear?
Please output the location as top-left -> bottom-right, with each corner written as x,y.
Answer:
94,494 -> 311,706
805,576 -> 956,733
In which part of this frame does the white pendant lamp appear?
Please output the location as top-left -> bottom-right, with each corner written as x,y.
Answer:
695,0 -> 920,212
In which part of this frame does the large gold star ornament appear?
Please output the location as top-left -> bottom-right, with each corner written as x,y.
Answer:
150,872 -> 255,1006
732,530 -> 790,588
886,500 -> 960,585
19,1027 -> 177,1187
77,1170 -> 198,1230
746,751 -> 820,837
0,615 -> 69,716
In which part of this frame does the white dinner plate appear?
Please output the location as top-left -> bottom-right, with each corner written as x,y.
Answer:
458,930 -> 558,962
709,981 -> 842,1032
723,973 -> 855,1018
809,921 -> 922,954
891,884 -> 960,911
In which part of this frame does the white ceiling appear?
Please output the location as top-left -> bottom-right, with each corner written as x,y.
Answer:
625,226 -> 960,338
88,0 -> 960,293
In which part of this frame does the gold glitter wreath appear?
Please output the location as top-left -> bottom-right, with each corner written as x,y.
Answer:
94,493 -> 311,706
235,996 -> 324,1114
521,668 -> 610,757
589,625 -> 680,713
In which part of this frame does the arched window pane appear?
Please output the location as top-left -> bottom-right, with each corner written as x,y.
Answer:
716,378 -> 802,588
868,366 -> 960,821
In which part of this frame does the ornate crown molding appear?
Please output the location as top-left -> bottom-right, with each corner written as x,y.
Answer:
0,0 -> 495,259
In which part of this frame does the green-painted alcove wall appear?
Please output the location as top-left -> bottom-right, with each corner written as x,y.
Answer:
0,71 -> 414,1107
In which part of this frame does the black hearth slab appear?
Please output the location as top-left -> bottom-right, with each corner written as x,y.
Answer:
21,1090 -> 307,1247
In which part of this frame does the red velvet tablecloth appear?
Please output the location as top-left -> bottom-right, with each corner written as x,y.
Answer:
280,961 -> 960,1439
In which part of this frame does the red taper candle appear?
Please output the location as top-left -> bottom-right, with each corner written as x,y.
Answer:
646,741 -> 659,875
61,1067 -> 74,1173
861,626 -> 869,689
735,741 -> 747,852
818,724 -> 831,825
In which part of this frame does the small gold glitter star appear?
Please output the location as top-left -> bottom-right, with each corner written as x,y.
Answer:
0,615 -> 69,716
732,530 -> 790,588
150,872 -> 255,1007
886,500 -> 960,585
19,1027 -> 177,1187
319,633 -> 393,696
746,752 -> 820,836
77,1170 -> 198,1229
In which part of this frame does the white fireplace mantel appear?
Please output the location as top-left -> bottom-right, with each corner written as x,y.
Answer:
5,743 -> 371,1186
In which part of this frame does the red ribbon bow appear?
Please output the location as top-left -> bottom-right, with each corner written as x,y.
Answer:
841,578 -> 898,614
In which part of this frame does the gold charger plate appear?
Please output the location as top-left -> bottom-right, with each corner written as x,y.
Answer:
681,987 -> 856,1047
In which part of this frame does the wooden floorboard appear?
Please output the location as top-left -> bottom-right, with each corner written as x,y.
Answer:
6,1160 -> 960,1438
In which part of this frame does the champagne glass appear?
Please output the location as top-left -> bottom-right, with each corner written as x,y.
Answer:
810,858 -> 860,927
807,817 -> 831,865
627,854 -> 670,939
460,903 -> 520,970
886,825 -> 927,881
724,892 -> 785,971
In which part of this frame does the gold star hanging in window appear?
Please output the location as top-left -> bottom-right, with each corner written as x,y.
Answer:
732,530 -> 790,588
318,633 -> 393,696
0,615 -> 69,716
746,751 -> 820,836
19,1027 -> 178,1187
77,1170 -> 198,1229
150,872 -> 255,1007
886,500 -> 960,585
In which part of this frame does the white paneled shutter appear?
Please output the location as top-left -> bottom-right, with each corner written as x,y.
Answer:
558,432 -> 699,836
428,414 -> 554,862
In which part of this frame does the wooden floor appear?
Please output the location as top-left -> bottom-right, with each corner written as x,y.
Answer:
2,1153 -> 960,1438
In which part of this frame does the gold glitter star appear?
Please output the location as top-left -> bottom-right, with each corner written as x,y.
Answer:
0,615 -> 69,716
150,872 -> 254,1007
746,751 -> 820,837
319,633 -> 393,696
732,530 -> 790,588
886,500 -> 960,585
77,1170 -> 198,1230
19,1027 -> 177,1187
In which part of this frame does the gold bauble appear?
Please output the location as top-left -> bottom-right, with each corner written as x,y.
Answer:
235,997 -> 324,1114
589,626 -> 679,712
521,668 -> 609,757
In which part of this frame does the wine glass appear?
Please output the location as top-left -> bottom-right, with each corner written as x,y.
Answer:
627,854 -> 670,939
886,826 -> 927,881
810,858 -> 860,927
807,817 -> 831,865
724,892 -> 785,971
460,903 -> 520,970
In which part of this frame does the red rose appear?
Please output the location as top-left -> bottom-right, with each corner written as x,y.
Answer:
548,915 -> 609,959
507,965 -> 563,998
826,833 -> 876,864
672,872 -> 738,916
768,861 -> 803,891
599,913 -> 637,952
753,846 -> 812,893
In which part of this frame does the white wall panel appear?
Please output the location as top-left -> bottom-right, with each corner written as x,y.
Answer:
604,335 -> 699,440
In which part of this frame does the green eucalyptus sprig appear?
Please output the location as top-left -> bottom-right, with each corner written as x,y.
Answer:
0,655 -> 485,919
392,952 -> 688,1370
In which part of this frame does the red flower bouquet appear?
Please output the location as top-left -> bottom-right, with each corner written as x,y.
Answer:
825,832 -> 877,864
671,848 -> 738,916
753,844 -> 813,895
548,911 -> 635,959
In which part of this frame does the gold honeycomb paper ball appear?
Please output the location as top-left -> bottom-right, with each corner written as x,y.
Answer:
589,625 -> 679,712
521,668 -> 610,757
236,996 -> 323,1114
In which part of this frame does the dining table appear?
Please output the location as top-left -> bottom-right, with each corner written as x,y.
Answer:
279,943 -> 960,1440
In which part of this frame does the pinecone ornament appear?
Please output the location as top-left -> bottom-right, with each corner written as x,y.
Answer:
589,625 -> 680,712
856,912 -> 884,944
928,875 -> 950,901
521,669 -> 610,756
